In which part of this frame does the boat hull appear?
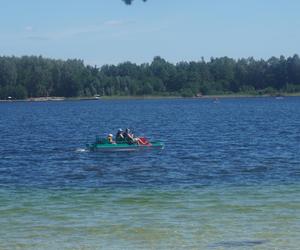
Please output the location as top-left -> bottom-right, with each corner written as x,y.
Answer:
87,142 -> 164,152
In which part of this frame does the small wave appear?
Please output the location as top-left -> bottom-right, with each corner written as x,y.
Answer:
75,148 -> 88,153
208,239 -> 269,248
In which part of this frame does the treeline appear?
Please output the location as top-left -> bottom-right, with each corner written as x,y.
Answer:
1,55 -> 300,99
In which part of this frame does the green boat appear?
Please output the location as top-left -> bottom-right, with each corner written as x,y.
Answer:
87,136 -> 164,152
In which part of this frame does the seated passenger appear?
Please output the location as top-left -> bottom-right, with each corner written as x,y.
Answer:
116,128 -> 125,143
107,134 -> 115,144
123,128 -> 135,144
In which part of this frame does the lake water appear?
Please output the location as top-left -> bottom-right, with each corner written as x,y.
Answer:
0,97 -> 299,249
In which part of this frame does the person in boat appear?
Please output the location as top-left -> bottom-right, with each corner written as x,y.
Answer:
107,134 -> 115,144
122,128 -> 149,145
123,128 -> 136,144
116,128 -> 125,143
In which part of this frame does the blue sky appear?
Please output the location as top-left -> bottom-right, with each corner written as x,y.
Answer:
1,0 -> 299,66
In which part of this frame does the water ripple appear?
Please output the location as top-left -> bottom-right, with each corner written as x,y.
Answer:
0,98 -> 300,189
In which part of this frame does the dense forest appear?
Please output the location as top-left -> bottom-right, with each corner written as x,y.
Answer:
1,55 -> 300,99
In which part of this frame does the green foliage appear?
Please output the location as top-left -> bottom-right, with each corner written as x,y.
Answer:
0,84 -> 27,99
0,55 -> 300,99
181,88 -> 194,97
258,87 -> 277,95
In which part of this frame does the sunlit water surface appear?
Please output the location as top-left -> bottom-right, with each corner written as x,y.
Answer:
0,97 -> 299,249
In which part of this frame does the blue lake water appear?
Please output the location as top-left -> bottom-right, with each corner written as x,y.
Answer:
0,97 -> 300,249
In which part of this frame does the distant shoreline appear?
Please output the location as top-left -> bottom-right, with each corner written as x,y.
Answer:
1,93 -> 300,102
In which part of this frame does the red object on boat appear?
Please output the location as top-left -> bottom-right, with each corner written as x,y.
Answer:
138,137 -> 151,146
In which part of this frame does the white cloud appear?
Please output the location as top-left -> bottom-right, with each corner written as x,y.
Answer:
26,35 -> 50,41
104,20 -> 135,27
25,26 -> 33,32
22,20 -> 135,41
104,20 -> 124,26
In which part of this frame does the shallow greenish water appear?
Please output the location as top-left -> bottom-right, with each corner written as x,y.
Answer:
1,185 -> 299,249
1,98 -> 300,249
